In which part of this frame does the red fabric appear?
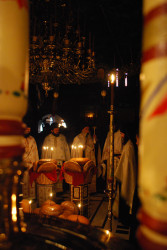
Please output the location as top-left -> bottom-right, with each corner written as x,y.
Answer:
67,171 -> 85,186
60,164 -> 97,186
29,169 -> 58,186
59,164 -> 65,181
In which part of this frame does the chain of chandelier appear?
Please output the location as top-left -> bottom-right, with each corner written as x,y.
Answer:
29,1 -> 96,96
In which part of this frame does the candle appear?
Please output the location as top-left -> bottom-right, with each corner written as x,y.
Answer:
29,200 -> 32,213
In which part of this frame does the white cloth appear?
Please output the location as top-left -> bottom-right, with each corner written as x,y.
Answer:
22,135 -> 39,199
71,132 -> 96,164
114,140 -> 137,209
22,135 -> 39,169
101,129 -> 123,179
41,133 -> 70,161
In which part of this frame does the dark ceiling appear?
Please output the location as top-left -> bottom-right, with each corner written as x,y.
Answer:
30,0 -> 143,68
72,0 -> 143,67
28,0 -> 142,141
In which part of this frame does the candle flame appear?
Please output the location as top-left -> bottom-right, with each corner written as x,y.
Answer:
78,203 -> 81,208
111,74 -> 115,84
11,194 -> 17,222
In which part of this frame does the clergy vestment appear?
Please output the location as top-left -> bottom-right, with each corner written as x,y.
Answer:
112,139 -> 137,219
101,129 -> 123,180
41,133 -> 70,161
41,133 -> 71,192
22,135 -> 39,199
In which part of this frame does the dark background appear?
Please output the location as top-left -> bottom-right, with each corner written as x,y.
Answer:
28,0 -> 143,146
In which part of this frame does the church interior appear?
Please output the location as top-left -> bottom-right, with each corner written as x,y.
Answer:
0,0 -> 167,249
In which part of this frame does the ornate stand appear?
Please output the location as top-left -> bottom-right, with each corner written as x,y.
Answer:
71,184 -> 89,217
105,78 -> 115,230
63,158 -> 96,218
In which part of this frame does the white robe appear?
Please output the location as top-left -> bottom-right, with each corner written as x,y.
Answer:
41,133 -> 71,161
23,135 -> 39,169
22,135 -> 39,199
71,132 -> 96,163
114,139 -> 137,210
100,129 -> 123,179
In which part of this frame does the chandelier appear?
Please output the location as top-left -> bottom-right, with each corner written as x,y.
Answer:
29,1 -> 96,96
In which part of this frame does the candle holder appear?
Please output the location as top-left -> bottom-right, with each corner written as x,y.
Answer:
105,74 -> 115,231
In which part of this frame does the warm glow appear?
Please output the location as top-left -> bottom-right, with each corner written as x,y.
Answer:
29,200 -> 32,205
105,230 -> 110,235
17,170 -> 22,175
21,227 -> 26,232
50,193 -> 53,197
101,90 -> 106,97
110,73 -> 115,84
78,203 -> 81,208
85,112 -> 94,118
11,194 -> 17,222
12,194 -> 16,202
78,145 -> 83,149
53,92 -> 59,98
51,147 -> 54,151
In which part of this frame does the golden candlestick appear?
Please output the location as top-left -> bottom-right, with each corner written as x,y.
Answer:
105,73 -> 115,230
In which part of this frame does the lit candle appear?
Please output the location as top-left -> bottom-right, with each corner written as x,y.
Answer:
125,73 -> 128,87
49,193 -> 53,205
11,194 -> 17,222
29,200 -> 32,213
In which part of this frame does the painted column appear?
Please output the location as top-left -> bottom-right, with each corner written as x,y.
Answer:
0,0 -> 29,246
137,1 -> 167,249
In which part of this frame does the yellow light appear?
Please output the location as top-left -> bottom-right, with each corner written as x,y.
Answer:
50,193 -> 53,197
110,73 -> 115,84
11,194 -> 16,202
51,147 -> 54,151
105,230 -> 110,236
78,203 -> 81,208
17,170 -> 22,175
101,90 -> 106,97
85,112 -> 94,118
21,227 -> 26,232
11,194 -> 17,222
29,200 -> 32,205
